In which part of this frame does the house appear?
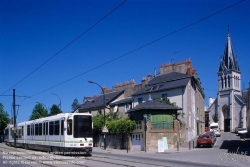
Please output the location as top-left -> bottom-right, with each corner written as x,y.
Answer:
130,68 -> 205,150
127,98 -> 182,151
243,82 -> 250,136
208,32 -> 247,132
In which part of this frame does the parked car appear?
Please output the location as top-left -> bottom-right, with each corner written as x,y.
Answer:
210,122 -> 221,137
235,127 -> 243,134
205,127 -> 210,132
238,128 -> 247,136
197,132 -> 216,148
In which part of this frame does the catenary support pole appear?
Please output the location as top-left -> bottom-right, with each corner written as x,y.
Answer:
13,89 -> 16,148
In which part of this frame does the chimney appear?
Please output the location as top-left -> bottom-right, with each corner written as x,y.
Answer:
141,77 -> 147,88
102,86 -> 107,94
148,73 -> 153,80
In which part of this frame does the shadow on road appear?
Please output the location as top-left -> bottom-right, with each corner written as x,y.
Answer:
219,140 -> 250,156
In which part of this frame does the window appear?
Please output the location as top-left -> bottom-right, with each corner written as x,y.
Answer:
151,114 -> 174,130
55,121 -> 59,135
67,120 -> 72,135
221,77 -> 224,89
22,126 -> 24,136
73,115 -> 92,138
162,93 -> 168,100
39,123 -> 42,136
49,121 -> 54,135
35,124 -> 38,135
138,98 -> 143,104
45,122 -> 48,135
61,120 -> 64,135
27,125 -> 30,136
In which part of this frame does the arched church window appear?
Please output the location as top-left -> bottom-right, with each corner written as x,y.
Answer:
228,75 -> 230,88
221,77 -> 224,89
234,76 -> 235,87
224,76 -> 227,88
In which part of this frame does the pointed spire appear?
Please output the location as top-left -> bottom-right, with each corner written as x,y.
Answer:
218,30 -> 240,72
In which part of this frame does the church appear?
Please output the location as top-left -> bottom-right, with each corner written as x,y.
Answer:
208,31 -> 247,132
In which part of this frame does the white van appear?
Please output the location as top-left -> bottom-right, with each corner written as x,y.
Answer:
210,122 -> 221,137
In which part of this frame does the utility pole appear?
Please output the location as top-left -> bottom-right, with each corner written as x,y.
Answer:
13,89 -> 16,148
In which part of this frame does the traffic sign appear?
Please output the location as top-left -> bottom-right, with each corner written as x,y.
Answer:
102,125 -> 109,133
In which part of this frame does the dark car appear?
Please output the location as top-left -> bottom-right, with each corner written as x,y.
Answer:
197,132 -> 216,148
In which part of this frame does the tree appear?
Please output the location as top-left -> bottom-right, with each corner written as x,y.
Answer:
49,104 -> 62,116
155,97 -> 176,106
106,119 -> 136,135
92,114 -> 104,133
29,103 -> 48,120
0,103 -> 10,135
212,113 -> 219,123
71,98 -> 79,111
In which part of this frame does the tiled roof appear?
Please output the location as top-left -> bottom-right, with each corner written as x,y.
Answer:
128,99 -> 181,112
79,90 -> 124,111
110,97 -> 132,105
133,77 -> 190,96
147,72 -> 191,86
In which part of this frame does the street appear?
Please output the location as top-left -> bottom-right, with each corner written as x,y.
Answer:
0,132 -> 249,167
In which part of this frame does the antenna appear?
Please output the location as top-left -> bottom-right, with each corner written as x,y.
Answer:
171,50 -> 183,64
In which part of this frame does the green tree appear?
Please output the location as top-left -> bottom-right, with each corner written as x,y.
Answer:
106,119 -> 136,135
0,103 -> 10,135
49,104 -> 62,116
155,97 -> 176,106
212,113 -> 219,123
29,103 -> 48,120
71,98 -> 79,111
92,114 -> 104,133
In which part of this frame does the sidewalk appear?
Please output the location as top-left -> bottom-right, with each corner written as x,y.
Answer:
93,141 -> 197,155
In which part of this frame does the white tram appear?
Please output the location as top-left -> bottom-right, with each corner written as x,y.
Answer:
4,113 -> 93,154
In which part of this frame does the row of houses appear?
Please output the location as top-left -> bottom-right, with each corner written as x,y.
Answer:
76,58 -> 205,151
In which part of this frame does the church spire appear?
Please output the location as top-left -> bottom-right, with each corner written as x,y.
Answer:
218,30 -> 240,72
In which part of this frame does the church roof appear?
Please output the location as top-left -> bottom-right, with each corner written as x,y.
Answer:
234,94 -> 245,105
218,32 -> 240,72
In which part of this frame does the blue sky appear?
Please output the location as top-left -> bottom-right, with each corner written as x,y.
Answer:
1,0 -> 249,123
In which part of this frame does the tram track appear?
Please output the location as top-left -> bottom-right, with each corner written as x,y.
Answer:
0,145 -> 172,167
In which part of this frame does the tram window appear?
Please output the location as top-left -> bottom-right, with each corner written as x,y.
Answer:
39,123 -> 42,135
49,121 -> 54,135
35,124 -> 38,135
22,126 -> 24,136
73,115 -> 92,138
67,120 -> 72,135
55,121 -> 59,135
61,120 -> 64,135
46,122 -> 48,135
27,125 -> 30,136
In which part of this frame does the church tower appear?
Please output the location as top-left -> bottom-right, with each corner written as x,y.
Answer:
218,31 -> 241,92
215,31 -> 246,132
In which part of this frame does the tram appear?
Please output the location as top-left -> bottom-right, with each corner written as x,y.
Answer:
4,113 -> 93,155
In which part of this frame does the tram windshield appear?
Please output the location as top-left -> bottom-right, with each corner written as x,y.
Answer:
73,115 -> 92,138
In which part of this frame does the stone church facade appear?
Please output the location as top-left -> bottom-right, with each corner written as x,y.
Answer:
208,31 -> 247,132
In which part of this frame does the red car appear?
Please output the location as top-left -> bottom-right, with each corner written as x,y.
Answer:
205,127 -> 210,132
197,132 -> 215,148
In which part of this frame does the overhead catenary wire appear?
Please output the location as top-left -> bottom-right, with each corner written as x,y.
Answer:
0,0 -> 128,96
25,0 -> 245,99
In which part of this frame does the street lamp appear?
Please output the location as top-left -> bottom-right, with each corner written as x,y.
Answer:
88,80 -> 106,150
51,93 -> 61,110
